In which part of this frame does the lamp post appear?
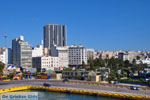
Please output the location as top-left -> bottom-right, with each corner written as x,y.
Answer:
4,35 -> 8,48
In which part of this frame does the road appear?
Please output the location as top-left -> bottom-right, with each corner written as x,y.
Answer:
0,80 -> 149,96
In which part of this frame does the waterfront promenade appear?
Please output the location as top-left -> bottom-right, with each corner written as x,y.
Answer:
0,80 -> 149,96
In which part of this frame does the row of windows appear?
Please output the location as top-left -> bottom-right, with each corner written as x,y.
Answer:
42,62 -> 59,64
69,58 -> 86,60
42,64 -> 59,66
42,65 -> 59,67
42,58 -> 58,60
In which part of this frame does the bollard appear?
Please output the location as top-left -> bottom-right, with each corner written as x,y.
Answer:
127,86 -> 130,89
116,85 -> 119,88
97,83 -> 100,86
120,86 -> 124,88
143,88 -> 147,91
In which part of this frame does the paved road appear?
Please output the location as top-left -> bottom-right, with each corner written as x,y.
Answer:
0,80 -> 149,96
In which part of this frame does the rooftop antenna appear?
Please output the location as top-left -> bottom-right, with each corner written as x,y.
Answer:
4,35 -> 8,48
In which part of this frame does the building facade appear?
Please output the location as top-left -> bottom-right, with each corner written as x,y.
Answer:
32,56 -> 60,72
69,45 -> 87,67
118,51 -> 139,62
32,45 -> 43,57
136,57 -> 150,66
12,36 -> 32,70
118,53 -> 129,61
44,24 -> 66,49
87,49 -> 95,60
51,45 -> 69,69
0,48 -> 12,64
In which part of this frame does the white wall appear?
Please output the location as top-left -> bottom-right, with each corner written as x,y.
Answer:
69,45 -> 87,66
0,48 -> 11,64
51,45 -> 69,68
32,45 -> 43,57
41,56 -> 60,71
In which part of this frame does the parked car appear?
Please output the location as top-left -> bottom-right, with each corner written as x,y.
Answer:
63,78 -> 69,82
130,86 -> 140,90
109,81 -> 114,84
114,81 -> 120,84
43,82 -> 51,87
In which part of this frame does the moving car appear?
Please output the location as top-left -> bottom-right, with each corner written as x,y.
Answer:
130,86 -> 140,90
43,82 -> 51,87
63,78 -> 69,82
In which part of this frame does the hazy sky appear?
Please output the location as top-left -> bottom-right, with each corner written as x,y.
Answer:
0,0 -> 150,51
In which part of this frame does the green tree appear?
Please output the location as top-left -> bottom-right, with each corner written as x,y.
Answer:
109,70 -> 117,81
63,67 -> 72,71
143,64 -> 148,68
88,58 -> 94,70
0,61 -> 5,74
124,60 -> 130,67
132,59 -> 136,65
82,61 -> 85,69
136,56 -> 140,60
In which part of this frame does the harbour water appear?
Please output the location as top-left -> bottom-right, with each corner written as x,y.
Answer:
0,90 -> 124,100
36,91 -> 122,100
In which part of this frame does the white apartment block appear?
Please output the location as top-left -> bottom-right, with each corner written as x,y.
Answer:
0,48 -> 12,64
69,45 -> 87,66
32,56 -> 60,71
32,45 -> 43,57
118,51 -> 139,62
136,57 -> 150,65
51,45 -> 69,68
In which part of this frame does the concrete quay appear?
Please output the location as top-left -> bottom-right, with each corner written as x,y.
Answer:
0,80 -> 150,97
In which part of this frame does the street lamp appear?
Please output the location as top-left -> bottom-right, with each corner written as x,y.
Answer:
4,35 -> 8,48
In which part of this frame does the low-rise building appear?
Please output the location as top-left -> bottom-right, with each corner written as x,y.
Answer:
62,70 -> 105,82
100,51 -> 118,59
136,57 -> 150,65
62,70 -> 91,77
32,56 -> 60,72
118,51 -> 139,62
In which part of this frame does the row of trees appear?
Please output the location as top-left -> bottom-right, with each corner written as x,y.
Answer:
88,57 -> 148,71
87,57 -> 148,80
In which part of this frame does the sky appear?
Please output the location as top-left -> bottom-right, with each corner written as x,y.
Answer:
0,0 -> 150,51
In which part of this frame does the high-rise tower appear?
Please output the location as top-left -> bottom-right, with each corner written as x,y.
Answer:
44,24 -> 66,49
